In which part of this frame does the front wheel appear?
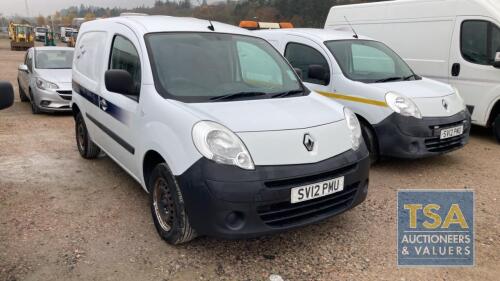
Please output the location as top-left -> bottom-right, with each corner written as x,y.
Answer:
29,90 -> 40,114
18,80 -> 29,102
150,163 -> 197,245
493,114 -> 500,143
75,112 -> 101,159
360,121 -> 380,164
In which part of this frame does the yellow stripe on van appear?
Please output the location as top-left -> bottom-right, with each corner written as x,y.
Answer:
317,91 -> 388,108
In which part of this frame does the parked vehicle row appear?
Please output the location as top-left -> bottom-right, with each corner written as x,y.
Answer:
326,0 -> 500,142
8,4 -> 493,245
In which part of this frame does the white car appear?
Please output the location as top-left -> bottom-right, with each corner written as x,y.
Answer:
17,47 -> 74,114
257,28 -> 471,162
71,15 -> 370,244
326,0 -> 500,142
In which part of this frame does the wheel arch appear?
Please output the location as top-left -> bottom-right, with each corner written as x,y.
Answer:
487,98 -> 500,127
143,150 -> 167,192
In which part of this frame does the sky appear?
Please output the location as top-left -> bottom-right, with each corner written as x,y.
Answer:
0,0 -> 218,17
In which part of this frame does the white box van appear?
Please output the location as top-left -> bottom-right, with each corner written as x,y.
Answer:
71,15 -> 370,244
257,28 -> 470,162
326,0 -> 500,142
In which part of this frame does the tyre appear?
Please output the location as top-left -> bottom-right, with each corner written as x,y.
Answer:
360,121 -> 380,164
18,80 -> 29,102
150,163 -> 197,245
493,114 -> 500,143
29,90 -> 40,114
75,112 -> 101,159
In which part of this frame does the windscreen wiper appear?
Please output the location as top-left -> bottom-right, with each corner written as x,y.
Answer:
271,89 -> 304,99
375,76 -> 404,83
210,91 -> 268,102
403,74 -> 421,81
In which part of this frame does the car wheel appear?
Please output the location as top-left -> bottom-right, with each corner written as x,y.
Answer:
17,80 -> 29,102
75,112 -> 101,159
360,121 -> 380,164
493,113 -> 500,143
150,163 -> 197,245
29,90 -> 40,114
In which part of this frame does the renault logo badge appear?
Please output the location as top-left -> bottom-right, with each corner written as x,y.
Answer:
442,99 -> 449,111
303,134 -> 315,152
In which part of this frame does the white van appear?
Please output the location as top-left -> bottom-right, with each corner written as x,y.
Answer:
71,15 -> 370,244
257,28 -> 471,162
325,0 -> 500,142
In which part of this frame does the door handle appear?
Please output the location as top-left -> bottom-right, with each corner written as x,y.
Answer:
451,63 -> 461,77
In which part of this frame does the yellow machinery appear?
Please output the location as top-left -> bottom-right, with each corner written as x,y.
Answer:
8,22 -> 35,51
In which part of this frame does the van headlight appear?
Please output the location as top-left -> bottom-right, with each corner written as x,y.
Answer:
192,121 -> 255,170
344,108 -> 362,151
36,78 -> 59,90
385,92 -> 422,119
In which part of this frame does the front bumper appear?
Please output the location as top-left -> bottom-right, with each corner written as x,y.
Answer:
33,87 -> 72,112
176,147 -> 370,239
374,110 -> 471,159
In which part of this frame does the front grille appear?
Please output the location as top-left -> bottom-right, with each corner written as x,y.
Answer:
428,120 -> 465,131
257,182 -> 359,228
425,135 -> 465,153
425,120 -> 468,153
57,90 -> 72,101
264,163 -> 357,189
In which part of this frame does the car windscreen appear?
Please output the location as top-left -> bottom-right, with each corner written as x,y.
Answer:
145,32 -> 304,102
35,50 -> 74,69
325,40 -> 417,83
37,28 -> 48,33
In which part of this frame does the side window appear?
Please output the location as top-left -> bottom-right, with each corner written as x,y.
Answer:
285,42 -> 330,85
351,44 -> 395,74
74,32 -> 107,82
109,35 -> 141,95
237,41 -> 284,88
461,20 -> 500,65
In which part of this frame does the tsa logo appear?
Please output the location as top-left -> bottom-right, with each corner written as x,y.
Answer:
397,190 -> 474,267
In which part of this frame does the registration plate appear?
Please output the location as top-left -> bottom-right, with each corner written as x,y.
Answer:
440,125 -> 464,140
290,177 -> 344,204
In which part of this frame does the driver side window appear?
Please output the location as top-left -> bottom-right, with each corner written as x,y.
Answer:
109,35 -> 141,96
461,20 -> 500,65
285,42 -> 330,86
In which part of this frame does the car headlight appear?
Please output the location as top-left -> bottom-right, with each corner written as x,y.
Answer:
344,108 -> 362,151
452,86 -> 466,110
36,78 -> 59,90
192,121 -> 255,170
385,92 -> 422,119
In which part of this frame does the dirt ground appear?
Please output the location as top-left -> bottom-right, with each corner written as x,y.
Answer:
0,38 -> 498,281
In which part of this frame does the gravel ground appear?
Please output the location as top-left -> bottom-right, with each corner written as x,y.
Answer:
0,38 -> 499,281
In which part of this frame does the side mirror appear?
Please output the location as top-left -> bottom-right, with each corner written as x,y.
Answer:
494,48 -> 500,68
293,67 -> 303,80
18,64 -> 28,72
105,69 -> 137,96
308,65 -> 330,85
0,81 -> 14,110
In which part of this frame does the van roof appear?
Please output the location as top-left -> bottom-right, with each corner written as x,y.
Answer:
82,15 -> 253,36
327,0 -> 500,25
256,28 -> 372,42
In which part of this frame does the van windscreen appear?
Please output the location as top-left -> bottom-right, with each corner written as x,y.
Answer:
145,32 -> 304,103
325,40 -> 418,83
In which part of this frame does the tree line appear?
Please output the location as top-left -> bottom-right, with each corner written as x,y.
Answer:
13,0 -> 386,29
